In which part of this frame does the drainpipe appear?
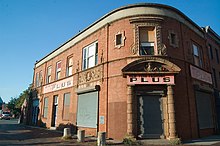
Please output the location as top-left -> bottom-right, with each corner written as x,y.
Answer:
106,23 -> 110,137
179,22 -> 192,138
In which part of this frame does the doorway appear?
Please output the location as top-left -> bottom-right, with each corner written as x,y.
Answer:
138,95 -> 163,138
51,95 -> 58,127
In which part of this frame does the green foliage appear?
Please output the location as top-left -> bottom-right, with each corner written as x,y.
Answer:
7,88 -> 30,117
123,134 -> 141,145
169,138 -> 182,145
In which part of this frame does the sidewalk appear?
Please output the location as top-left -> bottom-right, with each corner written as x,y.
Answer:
22,124 -> 220,145
183,135 -> 220,145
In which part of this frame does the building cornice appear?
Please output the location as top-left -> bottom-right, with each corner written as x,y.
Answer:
204,26 -> 220,44
35,3 -> 205,68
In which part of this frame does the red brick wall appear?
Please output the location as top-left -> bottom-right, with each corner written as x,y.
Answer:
33,12 -> 216,140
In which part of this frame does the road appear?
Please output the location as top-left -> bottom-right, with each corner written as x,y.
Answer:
0,119 -> 77,146
1,119 -> 220,146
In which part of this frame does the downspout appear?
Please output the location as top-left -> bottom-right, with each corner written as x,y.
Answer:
179,23 -> 192,138
106,23 -> 110,137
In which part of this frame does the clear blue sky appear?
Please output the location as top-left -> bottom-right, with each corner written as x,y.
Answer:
0,0 -> 219,103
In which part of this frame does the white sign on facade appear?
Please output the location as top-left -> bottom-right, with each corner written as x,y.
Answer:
43,76 -> 73,94
127,75 -> 175,85
190,65 -> 212,84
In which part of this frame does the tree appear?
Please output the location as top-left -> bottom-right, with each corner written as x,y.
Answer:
7,88 -> 30,117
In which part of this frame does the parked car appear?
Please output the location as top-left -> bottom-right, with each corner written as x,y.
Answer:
0,112 -> 11,120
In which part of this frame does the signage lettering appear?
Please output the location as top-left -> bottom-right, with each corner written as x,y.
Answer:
43,76 -> 73,94
128,75 -> 174,85
163,77 -> 170,82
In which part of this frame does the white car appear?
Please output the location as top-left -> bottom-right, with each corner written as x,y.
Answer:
0,112 -> 11,120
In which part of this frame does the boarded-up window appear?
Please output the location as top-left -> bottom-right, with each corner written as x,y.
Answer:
139,27 -> 155,55
77,91 -> 98,128
63,93 -> 70,120
196,91 -> 214,129
43,97 -> 48,118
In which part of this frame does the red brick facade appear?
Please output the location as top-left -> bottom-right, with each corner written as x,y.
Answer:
32,4 -> 219,140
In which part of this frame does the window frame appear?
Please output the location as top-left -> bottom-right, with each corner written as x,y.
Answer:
192,43 -> 203,68
212,68 -> 218,88
35,72 -> 39,87
46,66 -> 52,84
82,41 -> 98,70
114,31 -> 126,48
208,44 -> 213,60
43,97 -> 48,118
66,56 -> 73,77
140,42 -> 155,55
215,48 -> 219,64
63,93 -> 70,120
56,61 -> 62,80
139,26 -> 156,56
168,30 -> 179,48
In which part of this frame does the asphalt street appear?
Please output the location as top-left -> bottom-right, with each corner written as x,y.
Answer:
1,119 -> 220,146
0,119 -> 79,146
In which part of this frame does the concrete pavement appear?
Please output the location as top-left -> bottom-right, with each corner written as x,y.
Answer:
1,119 -> 220,145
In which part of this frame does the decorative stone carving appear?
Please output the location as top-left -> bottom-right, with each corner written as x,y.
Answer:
158,44 -> 167,55
144,62 -> 169,72
122,57 -> 181,74
156,25 -> 162,54
78,65 -> 103,85
132,22 -> 163,56
130,43 -> 137,55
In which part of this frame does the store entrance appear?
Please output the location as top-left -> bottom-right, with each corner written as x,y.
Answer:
138,94 -> 163,138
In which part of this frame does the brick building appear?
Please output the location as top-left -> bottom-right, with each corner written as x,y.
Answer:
32,3 -> 220,140
203,26 -> 220,132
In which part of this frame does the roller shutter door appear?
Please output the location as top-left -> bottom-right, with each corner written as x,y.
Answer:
77,91 -> 98,128
195,91 -> 214,129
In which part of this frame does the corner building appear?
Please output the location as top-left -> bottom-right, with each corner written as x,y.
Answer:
32,4 -> 219,140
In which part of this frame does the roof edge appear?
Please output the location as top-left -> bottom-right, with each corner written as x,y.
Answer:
35,3 -> 206,67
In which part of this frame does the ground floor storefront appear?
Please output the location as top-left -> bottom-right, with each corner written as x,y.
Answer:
29,57 -> 217,141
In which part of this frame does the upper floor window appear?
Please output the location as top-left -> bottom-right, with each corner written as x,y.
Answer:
35,72 -> 39,87
215,48 -> 219,64
116,34 -> 122,45
193,43 -> 203,67
46,66 -> 52,84
212,68 -> 217,88
66,57 -> 73,77
39,71 -> 42,86
35,71 -> 43,87
56,61 -> 61,80
208,44 -> 213,60
82,42 -> 98,70
114,31 -> 125,48
168,30 -> 179,48
139,27 -> 155,55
